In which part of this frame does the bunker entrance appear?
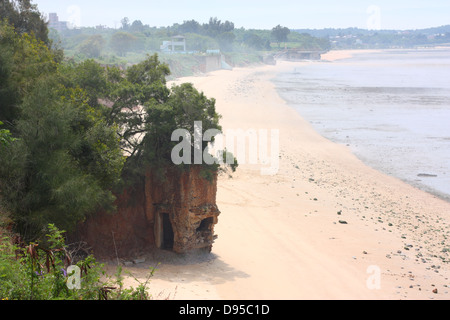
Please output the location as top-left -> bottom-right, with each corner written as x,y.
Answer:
162,213 -> 174,250
197,217 -> 214,233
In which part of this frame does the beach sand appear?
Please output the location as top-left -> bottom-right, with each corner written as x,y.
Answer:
115,50 -> 450,300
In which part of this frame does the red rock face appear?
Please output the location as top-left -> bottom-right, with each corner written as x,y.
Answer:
72,166 -> 219,258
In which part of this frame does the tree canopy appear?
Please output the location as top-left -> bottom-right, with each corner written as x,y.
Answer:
0,0 -> 49,44
272,25 -> 291,48
0,21 -> 125,235
79,35 -> 106,58
110,32 -> 138,56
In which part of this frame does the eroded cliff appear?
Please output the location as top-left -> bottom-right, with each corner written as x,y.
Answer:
72,166 -> 220,258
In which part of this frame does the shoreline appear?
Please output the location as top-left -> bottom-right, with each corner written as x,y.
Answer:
119,50 -> 450,300
274,50 -> 450,204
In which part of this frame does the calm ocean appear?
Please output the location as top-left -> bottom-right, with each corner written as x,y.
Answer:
273,49 -> 450,201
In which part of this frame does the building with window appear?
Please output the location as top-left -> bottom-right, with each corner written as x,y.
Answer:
48,13 -> 69,32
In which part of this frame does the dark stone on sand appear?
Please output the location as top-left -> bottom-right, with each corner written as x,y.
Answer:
417,173 -> 438,178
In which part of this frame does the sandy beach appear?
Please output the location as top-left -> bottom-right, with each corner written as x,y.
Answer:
115,50 -> 450,300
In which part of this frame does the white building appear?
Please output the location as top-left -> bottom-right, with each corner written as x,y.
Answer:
160,35 -> 187,53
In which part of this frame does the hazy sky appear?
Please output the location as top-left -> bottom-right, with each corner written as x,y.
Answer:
33,0 -> 450,30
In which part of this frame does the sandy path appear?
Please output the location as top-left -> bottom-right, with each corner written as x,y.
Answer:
115,51 -> 450,300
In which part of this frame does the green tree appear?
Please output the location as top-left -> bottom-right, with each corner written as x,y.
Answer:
203,17 -> 234,38
243,33 -> 265,50
101,54 -> 228,179
178,19 -> 202,34
130,20 -> 144,33
0,77 -> 124,235
0,18 -> 232,241
0,121 -> 15,146
79,34 -> 105,58
0,24 -> 124,237
272,25 -> 290,48
0,21 -> 57,130
120,17 -> 130,30
110,31 -> 137,56
0,0 -> 49,44
58,59 -> 108,108
217,31 -> 236,52
104,54 -> 172,171
142,82 -> 222,170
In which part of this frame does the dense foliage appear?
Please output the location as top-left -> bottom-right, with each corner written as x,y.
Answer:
271,25 -> 291,48
0,0 -> 49,44
0,16 -> 228,239
0,224 -> 155,300
0,121 -> 15,146
0,21 -> 125,236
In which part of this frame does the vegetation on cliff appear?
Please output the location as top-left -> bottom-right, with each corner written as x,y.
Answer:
0,21 -> 125,236
0,0 -> 49,45
0,2 -> 231,240
0,0 -> 234,300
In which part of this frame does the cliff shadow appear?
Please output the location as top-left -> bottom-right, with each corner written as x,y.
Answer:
102,248 -> 250,287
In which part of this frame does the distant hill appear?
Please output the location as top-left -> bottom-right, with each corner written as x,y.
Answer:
293,25 -> 450,37
292,25 -> 450,49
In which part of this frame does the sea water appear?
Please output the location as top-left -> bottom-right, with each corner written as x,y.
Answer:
273,48 -> 450,201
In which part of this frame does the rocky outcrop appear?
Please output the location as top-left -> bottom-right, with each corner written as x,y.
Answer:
72,166 -> 220,258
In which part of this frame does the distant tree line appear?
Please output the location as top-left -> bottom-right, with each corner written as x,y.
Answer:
49,16 -> 331,63
294,26 -> 450,49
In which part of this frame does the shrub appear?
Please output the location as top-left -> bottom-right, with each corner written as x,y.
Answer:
0,224 -> 154,300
